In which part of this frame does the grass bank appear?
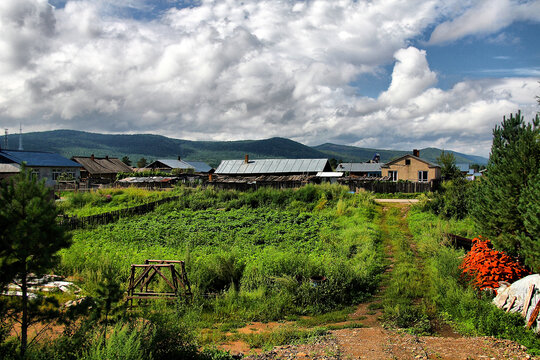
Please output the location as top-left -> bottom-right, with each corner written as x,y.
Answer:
407,207 -> 540,354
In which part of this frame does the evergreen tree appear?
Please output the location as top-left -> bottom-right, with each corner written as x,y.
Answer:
121,156 -> 132,166
518,165 -> 540,271
437,150 -> 462,180
0,165 -> 71,357
471,111 -> 539,270
136,157 -> 147,168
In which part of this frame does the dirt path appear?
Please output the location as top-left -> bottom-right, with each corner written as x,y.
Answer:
247,203 -> 537,360
330,203 -> 536,360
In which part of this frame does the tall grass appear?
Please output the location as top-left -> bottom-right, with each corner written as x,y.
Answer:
59,185 -> 385,322
407,207 -> 540,354
58,187 -> 178,217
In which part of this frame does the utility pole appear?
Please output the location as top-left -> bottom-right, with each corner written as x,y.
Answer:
18,124 -> 23,150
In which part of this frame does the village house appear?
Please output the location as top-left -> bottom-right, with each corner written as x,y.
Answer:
381,150 -> 441,182
71,154 -> 133,183
145,157 -> 213,174
0,149 -> 81,186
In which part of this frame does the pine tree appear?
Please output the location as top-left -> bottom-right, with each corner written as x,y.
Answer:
471,111 -> 539,270
518,166 -> 540,271
0,165 -> 71,357
437,150 -> 462,180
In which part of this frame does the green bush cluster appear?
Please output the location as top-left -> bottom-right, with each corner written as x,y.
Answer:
58,188 -> 177,217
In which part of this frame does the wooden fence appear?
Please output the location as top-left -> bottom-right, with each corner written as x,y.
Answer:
58,196 -> 180,230
339,179 -> 439,193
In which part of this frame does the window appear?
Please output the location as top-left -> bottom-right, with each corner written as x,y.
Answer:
418,171 -> 428,182
388,170 -> 398,182
52,168 -> 76,181
405,159 -> 411,165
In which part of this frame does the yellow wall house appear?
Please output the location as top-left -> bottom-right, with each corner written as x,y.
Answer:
381,150 -> 441,182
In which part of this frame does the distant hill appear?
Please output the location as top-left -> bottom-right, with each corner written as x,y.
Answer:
6,130 -> 327,168
4,130 -> 487,168
314,143 -> 488,165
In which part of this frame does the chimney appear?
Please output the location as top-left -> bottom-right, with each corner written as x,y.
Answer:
90,154 -> 95,161
413,149 -> 420,157
178,155 -> 181,161
105,155 -> 109,160
244,154 -> 249,164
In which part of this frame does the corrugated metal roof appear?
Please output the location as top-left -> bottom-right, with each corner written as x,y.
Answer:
0,163 -> 21,173
1,150 -> 82,168
155,159 -> 193,170
335,163 -> 384,172
316,172 -> 343,177
118,176 -> 177,183
72,157 -> 132,174
215,158 -> 330,175
185,161 -> 212,173
149,159 -> 212,173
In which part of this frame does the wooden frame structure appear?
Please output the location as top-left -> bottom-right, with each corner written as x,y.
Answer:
127,260 -> 192,306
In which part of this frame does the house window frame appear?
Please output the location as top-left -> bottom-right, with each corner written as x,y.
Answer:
52,168 -> 76,181
388,170 -> 398,182
31,169 -> 40,179
418,171 -> 428,182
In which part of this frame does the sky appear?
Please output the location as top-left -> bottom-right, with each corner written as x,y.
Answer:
0,0 -> 539,157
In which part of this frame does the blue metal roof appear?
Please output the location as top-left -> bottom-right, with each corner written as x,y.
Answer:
0,150 -> 82,168
156,159 -> 193,170
185,161 -> 212,173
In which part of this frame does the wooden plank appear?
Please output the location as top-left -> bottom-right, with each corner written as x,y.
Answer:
127,296 -> 177,300
146,260 -> 184,264
140,267 -> 158,291
522,284 -> 535,317
130,266 -> 153,290
526,299 -> 540,329
131,264 -> 176,267
131,292 -> 176,296
153,266 -> 176,291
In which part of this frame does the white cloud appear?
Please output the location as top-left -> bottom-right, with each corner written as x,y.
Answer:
429,0 -> 540,44
0,0 -> 538,158
379,47 -> 437,106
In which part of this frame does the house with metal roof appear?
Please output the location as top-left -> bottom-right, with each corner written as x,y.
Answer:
335,162 -> 384,177
0,150 -> 82,186
215,156 -> 332,176
145,158 -> 213,174
381,150 -> 441,182
72,155 -> 133,183
456,163 -> 476,177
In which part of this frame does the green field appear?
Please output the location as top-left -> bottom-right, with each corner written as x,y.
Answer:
59,185 -> 385,322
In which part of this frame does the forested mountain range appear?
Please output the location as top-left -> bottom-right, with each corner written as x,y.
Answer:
5,130 -> 488,168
